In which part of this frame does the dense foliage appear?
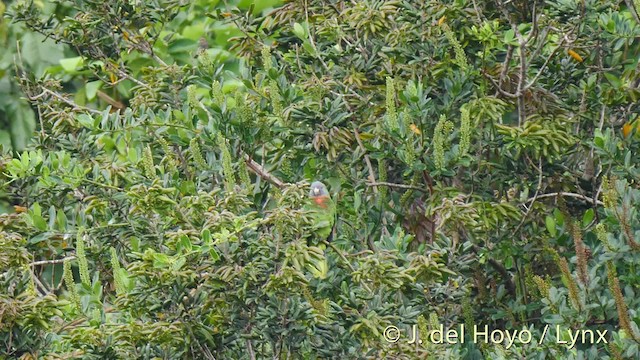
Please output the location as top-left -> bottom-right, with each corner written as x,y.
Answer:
2,0 -> 640,359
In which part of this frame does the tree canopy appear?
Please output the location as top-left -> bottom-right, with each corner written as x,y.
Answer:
1,0 -> 640,359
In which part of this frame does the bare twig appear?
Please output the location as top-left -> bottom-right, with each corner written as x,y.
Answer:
624,0 -> 640,25
97,90 -> 126,109
195,96 -> 286,189
515,28 -> 527,125
245,155 -> 286,189
497,45 -> 514,92
31,256 -> 77,267
472,244 -> 516,296
322,240 -> 372,293
366,181 -> 427,192
513,157 -> 543,234
246,339 -> 256,360
524,42 -> 565,89
345,250 -> 375,257
29,88 -> 102,115
29,269 -> 49,296
353,128 -> 378,194
526,192 -> 604,206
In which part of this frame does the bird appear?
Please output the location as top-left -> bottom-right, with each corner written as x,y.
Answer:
305,181 -> 336,244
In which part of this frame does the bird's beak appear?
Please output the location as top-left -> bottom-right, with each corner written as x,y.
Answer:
313,188 -> 320,195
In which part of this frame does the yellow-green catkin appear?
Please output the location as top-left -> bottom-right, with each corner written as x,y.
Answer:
197,48 -> 214,73
524,264 -> 536,296
190,137 -> 207,169
533,275 -> 550,298
218,133 -> 236,192
417,315 -> 429,341
570,220 -> 589,286
270,82 -> 283,119
262,46 -> 273,71
63,258 -> 81,310
462,297 -> 474,331
606,261 -> 640,342
475,271 -> 488,300
211,80 -> 224,107
26,266 -> 37,296
142,145 -> 155,178
302,286 -> 329,320
158,136 -> 177,172
459,106 -> 471,157
400,173 -> 420,207
608,343 -> 624,360
187,84 -> 199,110
428,312 -> 439,330
595,223 -> 612,251
261,47 -> 282,119
280,155 -> 294,181
442,23 -> 468,70
110,247 -> 125,296
235,92 -> 253,126
433,114 -> 449,169
550,248 -> 581,311
385,77 -> 398,131
602,176 -> 617,209
533,275 -> 557,312
378,158 -> 387,207
76,230 -> 90,286
238,158 -> 252,189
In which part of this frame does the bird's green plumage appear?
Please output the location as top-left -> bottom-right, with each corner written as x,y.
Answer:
305,181 -> 336,242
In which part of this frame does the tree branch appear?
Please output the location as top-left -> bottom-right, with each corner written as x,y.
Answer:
31,256 -> 77,267
526,192 -> 604,206
354,128 -> 378,194
245,155 -> 286,189
366,181 -> 427,192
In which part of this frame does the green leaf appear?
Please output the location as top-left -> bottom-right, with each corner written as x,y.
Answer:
173,256 -> 186,271
29,232 -> 50,244
293,22 -> 306,39
545,215 -> 556,237
582,209 -> 594,227
152,253 -> 170,268
21,32 -> 66,76
56,209 -> 67,230
130,237 -> 140,252
59,57 -> 84,72
504,256 -> 513,269
180,234 -> 193,252
32,214 -> 47,231
354,190 -> 362,213
157,195 -> 177,205
76,114 -> 95,128
202,229 -> 212,244
168,38 -> 197,54
503,29 -> 517,45
85,80 -> 103,101
209,247 -> 220,261
603,73 -> 621,88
